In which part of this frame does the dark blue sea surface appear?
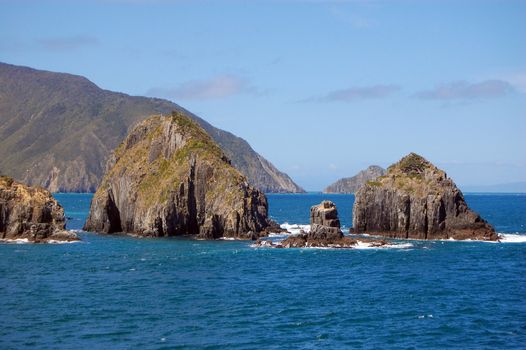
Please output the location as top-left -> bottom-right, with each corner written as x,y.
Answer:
1,193 -> 525,349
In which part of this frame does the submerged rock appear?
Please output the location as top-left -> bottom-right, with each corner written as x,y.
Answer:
84,112 -> 274,239
352,153 -> 498,241
0,176 -> 78,243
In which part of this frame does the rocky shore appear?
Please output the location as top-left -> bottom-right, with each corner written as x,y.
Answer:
0,176 -> 78,243
84,112 -> 275,239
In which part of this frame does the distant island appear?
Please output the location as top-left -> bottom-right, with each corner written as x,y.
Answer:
324,165 -> 385,194
0,62 -> 304,194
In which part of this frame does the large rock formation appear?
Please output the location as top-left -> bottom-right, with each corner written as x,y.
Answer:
352,153 -> 498,241
84,112 -> 273,239
0,62 -> 304,193
0,176 -> 78,242
324,165 -> 385,194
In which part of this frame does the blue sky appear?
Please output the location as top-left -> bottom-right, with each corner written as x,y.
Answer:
1,0 -> 525,190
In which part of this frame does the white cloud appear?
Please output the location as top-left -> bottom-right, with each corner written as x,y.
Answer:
415,80 -> 515,100
37,35 -> 100,51
147,75 -> 261,100
302,84 -> 400,103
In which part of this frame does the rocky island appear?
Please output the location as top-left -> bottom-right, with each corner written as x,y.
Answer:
0,176 -> 78,242
324,165 -> 386,194
352,153 -> 498,241
84,112 -> 275,239
255,201 -> 388,248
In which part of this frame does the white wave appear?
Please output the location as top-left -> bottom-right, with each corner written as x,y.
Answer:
498,233 -> 526,243
267,232 -> 288,238
0,238 -> 30,244
434,233 -> 526,243
46,239 -> 80,244
0,237 -> 80,244
353,241 -> 414,250
218,237 -> 237,240
280,222 -> 310,235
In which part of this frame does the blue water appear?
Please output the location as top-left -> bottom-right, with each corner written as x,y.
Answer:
1,193 -> 525,349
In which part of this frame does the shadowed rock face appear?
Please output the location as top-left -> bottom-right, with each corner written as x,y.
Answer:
352,153 -> 497,241
83,112 -> 273,239
324,165 -> 386,194
0,176 -> 78,242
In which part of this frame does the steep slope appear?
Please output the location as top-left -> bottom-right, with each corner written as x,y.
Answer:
84,112 -> 272,239
0,62 -> 304,193
324,165 -> 385,194
352,153 -> 497,241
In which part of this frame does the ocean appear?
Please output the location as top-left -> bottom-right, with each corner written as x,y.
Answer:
1,193 -> 525,349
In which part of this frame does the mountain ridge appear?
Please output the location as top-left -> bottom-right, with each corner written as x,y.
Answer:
0,62 -> 304,193
323,165 -> 385,194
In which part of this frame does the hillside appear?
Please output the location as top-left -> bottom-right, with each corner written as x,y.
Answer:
323,165 -> 385,194
0,62 -> 304,193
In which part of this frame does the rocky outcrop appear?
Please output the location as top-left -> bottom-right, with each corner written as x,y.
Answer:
0,176 -> 78,242
254,200 -> 382,248
352,153 -> 498,241
324,165 -> 385,194
308,201 -> 343,241
0,62 -> 304,193
84,112 -> 274,239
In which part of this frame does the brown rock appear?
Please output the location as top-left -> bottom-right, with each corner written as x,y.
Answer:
309,200 -> 343,240
83,112 -> 273,239
352,153 -> 498,241
0,176 -> 78,242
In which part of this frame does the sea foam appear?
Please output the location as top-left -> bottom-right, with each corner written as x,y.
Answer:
498,233 -> 526,243
280,222 -> 310,235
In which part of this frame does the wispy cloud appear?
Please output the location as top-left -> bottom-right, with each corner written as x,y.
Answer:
302,84 -> 400,103
328,7 -> 375,29
415,80 -> 515,100
37,35 -> 100,51
146,75 -> 262,100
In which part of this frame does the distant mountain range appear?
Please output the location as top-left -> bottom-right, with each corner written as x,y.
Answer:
0,62 -> 304,193
323,165 -> 386,194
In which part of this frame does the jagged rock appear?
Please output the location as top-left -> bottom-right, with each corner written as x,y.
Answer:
352,153 -> 498,241
0,176 -> 78,242
309,201 -> 343,240
255,200 -> 363,248
324,165 -> 385,194
83,112 -> 274,239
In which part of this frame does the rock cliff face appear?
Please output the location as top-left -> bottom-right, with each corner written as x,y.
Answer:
352,153 -> 497,241
0,62 -> 304,194
84,112 -> 273,239
324,165 -> 385,194
308,201 -> 343,241
0,176 -> 78,242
